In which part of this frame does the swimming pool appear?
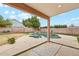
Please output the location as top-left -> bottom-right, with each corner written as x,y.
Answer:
29,32 -> 61,39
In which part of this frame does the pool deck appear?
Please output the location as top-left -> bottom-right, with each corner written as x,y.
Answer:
0,34 -> 79,56
52,34 -> 79,49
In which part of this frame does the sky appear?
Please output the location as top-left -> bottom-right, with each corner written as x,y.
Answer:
51,8 -> 79,26
0,3 -> 79,27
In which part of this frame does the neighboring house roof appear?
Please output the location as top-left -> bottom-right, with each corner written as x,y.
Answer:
11,19 -> 25,28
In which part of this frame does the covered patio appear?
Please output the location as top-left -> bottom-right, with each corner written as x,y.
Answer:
5,3 -> 79,42
1,3 -> 79,56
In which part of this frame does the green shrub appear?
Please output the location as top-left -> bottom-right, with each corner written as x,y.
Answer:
8,37 -> 16,44
77,36 -> 79,43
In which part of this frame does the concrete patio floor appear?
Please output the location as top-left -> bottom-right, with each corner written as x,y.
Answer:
0,34 -> 79,56
18,34 -> 79,56
0,35 -> 47,56
19,42 -> 79,56
52,34 -> 79,49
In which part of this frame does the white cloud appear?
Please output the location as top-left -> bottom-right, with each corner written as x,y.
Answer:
69,17 -> 79,26
18,13 -> 30,17
71,20 -> 79,26
4,11 -> 9,14
4,10 -> 16,15
11,11 -> 16,14
10,15 -> 16,19
17,13 -> 44,20
76,17 -> 79,19
71,18 -> 75,20
4,5 -> 9,7
18,13 -> 32,19
71,17 -> 79,21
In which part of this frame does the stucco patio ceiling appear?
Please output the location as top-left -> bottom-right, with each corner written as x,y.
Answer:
5,3 -> 79,19
26,3 -> 79,17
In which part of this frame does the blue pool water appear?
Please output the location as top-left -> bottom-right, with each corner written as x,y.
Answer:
29,32 -> 61,39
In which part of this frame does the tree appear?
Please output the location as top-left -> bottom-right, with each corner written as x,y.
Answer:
22,16 -> 40,31
53,25 -> 67,28
0,15 -> 3,20
5,19 -> 12,27
0,15 -> 6,27
0,15 -> 12,27
69,24 -> 74,27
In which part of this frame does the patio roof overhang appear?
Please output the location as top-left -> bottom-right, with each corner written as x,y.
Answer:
4,3 -> 79,19
4,3 -> 49,19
